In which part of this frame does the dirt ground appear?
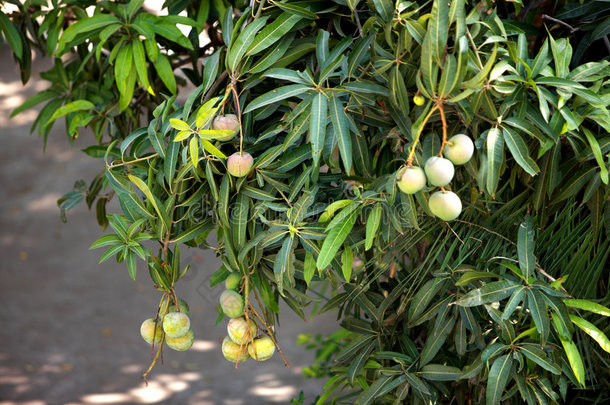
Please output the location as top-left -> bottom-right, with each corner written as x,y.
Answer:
0,50 -> 337,405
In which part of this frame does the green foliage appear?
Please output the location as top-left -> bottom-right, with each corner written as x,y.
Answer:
5,0 -> 609,403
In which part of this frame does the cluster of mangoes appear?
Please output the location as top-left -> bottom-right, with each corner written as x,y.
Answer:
219,273 -> 275,364
211,114 -> 254,178
139,298 -> 194,351
397,134 -> 474,221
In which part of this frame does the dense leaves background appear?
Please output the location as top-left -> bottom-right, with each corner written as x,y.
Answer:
2,0 -> 609,404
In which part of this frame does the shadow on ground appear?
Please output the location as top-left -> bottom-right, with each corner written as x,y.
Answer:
0,50 -> 337,405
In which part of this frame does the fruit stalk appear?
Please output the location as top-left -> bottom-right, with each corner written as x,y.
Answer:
438,104 -> 449,156
230,84 -> 245,153
247,304 -> 290,367
142,333 -> 165,385
406,105 -> 438,166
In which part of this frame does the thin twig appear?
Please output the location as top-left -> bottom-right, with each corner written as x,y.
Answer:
142,334 -> 165,385
107,153 -> 159,169
541,14 -> 579,34
438,103 -> 448,156
406,105 -> 438,165
353,8 -> 363,38
248,305 -> 290,367
203,71 -> 229,102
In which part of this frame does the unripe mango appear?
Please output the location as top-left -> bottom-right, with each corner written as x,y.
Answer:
225,273 -> 241,290
167,298 -> 190,316
424,157 -> 454,187
166,328 -> 195,351
219,289 -> 244,318
444,134 -> 474,165
428,190 -> 462,221
397,166 -> 426,194
140,318 -> 163,344
222,336 -> 250,363
413,94 -> 425,106
227,317 -> 257,344
248,336 -> 275,361
211,114 -> 239,141
163,312 -> 190,338
227,152 -> 253,177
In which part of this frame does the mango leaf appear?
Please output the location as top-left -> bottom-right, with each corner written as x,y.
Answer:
170,118 -> 191,131
563,299 -> 610,317
409,278 -> 446,322
419,28 -> 438,93
336,334 -> 376,363
202,49 -> 221,94
248,33 -> 294,74
147,121 -> 165,159
420,316 -> 456,366
404,372 -> 430,395
502,127 -> 540,176
583,128 -> 609,184
389,65 -> 409,114
420,364 -> 461,381
231,192 -> 249,249
527,289 -> 549,344
354,375 -> 396,405
317,207 -> 359,270
153,53 -> 176,94
519,343 -> 561,374
517,216 -> 535,281
365,204 -> 382,251
427,0 -> 448,64
0,13 -> 23,60
227,17 -> 268,73
371,0 -> 393,21
502,286 -> 526,320
200,139 -> 227,159
128,175 -> 171,232
482,343 -> 507,362
303,252 -> 315,285
273,236 -> 294,294
246,12 -> 302,56
11,90 -> 58,117
463,45 -> 498,89
486,355 -> 513,405
132,39 -> 153,95
221,7 -> 233,47
329,94 -> 352,173
342,81 -> 389,96
170,220 -> 213,244
455,280 -> 518,307
90,234 -> 122,249
347,341 -> 373,385
347,35 -> 374,78
310,92 -> 327,168
455,270 -> 500,286
569,315 -> 610,353
264,68 -> 309,84
542,294 -> 572,338
438,53 -> 458,97
243,84 -> 311,113
552,316 -> 585,387
189,137 -> 199,168
273,2 -> 317,19
341,244 -> 353,282
49,100 -> 94,122
319,200 -> 354,223
485,127 -> 504,197
58,15 -> 120,54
